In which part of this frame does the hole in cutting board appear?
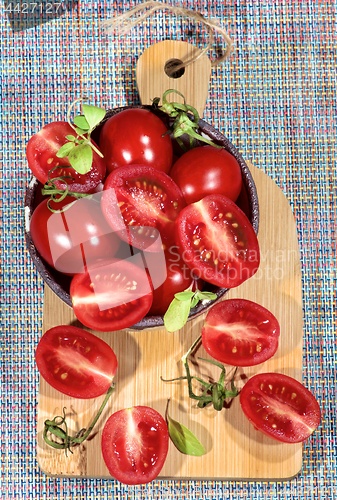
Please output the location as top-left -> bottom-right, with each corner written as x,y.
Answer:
164,58 -> 185,79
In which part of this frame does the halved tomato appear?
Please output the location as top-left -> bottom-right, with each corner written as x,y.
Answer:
101,164 -> 185,250
101,406 -> 169,485
240,372 -> 321,443
26,121 -> 106,193
70,259 -> 153,331
202,299 -> 280,366
175,194 -> 260,288
35,325 -> 118,399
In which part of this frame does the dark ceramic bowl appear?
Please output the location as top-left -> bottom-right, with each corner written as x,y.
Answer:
25,106 -> 259,330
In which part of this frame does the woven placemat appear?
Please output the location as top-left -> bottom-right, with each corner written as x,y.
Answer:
1,1 -> 336,498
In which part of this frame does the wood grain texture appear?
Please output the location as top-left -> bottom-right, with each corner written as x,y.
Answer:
38,164 -> 303,480
37,40 -> 303,480
136,40 -> 211,115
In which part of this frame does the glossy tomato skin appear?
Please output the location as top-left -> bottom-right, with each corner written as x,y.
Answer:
26,121 -> 106,193
98,108 -> 173,173
35,325 -> 118,398
149,247 -> 200,315
101,164 -> 186,250
240,373 -> 321,443
101,406 -> 169,485
202,299 -> 280,366
175,194 -> 260,288
170,145 -> 243,205
70,259 -> 153,331
29,195 -> 121,275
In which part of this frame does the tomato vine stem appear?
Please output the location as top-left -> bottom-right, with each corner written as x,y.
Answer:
43,383 -> 115,454
162,336 -> 239,411
154,89 -> 221,149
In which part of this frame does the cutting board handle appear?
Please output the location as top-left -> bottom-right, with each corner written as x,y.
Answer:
136,40 -> 211,116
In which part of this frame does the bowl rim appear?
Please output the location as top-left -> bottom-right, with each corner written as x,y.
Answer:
24,105 -> 259,330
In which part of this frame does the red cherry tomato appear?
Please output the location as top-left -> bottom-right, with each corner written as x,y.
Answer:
26,121 -> 106,193
101,406 -> 169,485
240,373 -> 321,443
70,259 -> 153,331
202,299 -> 280,366
170,145 -> 243,205
29,196 -> 121,275
98,108 -> 173,173
101,164 -> 185,250
35,325 -> 118,399
175,194 -> 260,288
148,247 -> 199,315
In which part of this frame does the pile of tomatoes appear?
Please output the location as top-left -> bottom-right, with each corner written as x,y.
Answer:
26,106 -> 260,331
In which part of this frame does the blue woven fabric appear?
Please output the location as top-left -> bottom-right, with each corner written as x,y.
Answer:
1,1 -> 336,498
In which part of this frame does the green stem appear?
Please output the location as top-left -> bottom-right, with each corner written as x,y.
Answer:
43,383 -> 115,453
66,98 -> 103,158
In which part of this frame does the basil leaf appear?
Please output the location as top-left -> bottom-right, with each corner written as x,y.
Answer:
65,134 -> 77,141
56,142 -> 76,158
190,296 -> 200,308
82,104 -> 106,131
174,291 -> 195,301
73,115 -> 90,131
164,297 -> 191,332
68,143 -> 93,174
167,414 -> 206,456
196,291 -> 217,301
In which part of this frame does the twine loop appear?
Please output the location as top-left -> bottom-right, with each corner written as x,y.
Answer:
103,1 -> 234,70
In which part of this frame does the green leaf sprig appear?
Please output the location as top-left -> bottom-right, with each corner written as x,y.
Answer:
165,399 -> 206,456
163,288 -> 217,332
56,100 -> 106,175
43,383 -> 115,454
162,337 -> 239,411
153,89 -> 221,150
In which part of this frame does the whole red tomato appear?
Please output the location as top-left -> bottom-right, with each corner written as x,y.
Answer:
149,247 -> 199,315
29,195 -> 121,275
170,145 -> 242,204
98,108 -> 173,173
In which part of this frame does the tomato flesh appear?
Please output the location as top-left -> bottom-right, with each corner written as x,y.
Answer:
175,194 -> 260,288
170,145 -> 242,204
202,299 -> 280,366
70,259 -> 153,331
26,121 -> 106,193
240,373 -> 321,443
101,164 -> 185,250
98,108 -> 173,173
35,325 -> 117,398
101,406 -> 169,485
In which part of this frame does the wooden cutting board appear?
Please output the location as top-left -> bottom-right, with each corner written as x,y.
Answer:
37,41 -> 303,480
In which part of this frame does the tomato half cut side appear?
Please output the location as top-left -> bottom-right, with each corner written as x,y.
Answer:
175,194 -> 260,288
26,121 -> 106,193
240,373 -> 321,443
70,259 -> 153,331
35,325 -> 118,399
101,406 -> 169,485
101,164 -> 185,250
202,299 -> 280,366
